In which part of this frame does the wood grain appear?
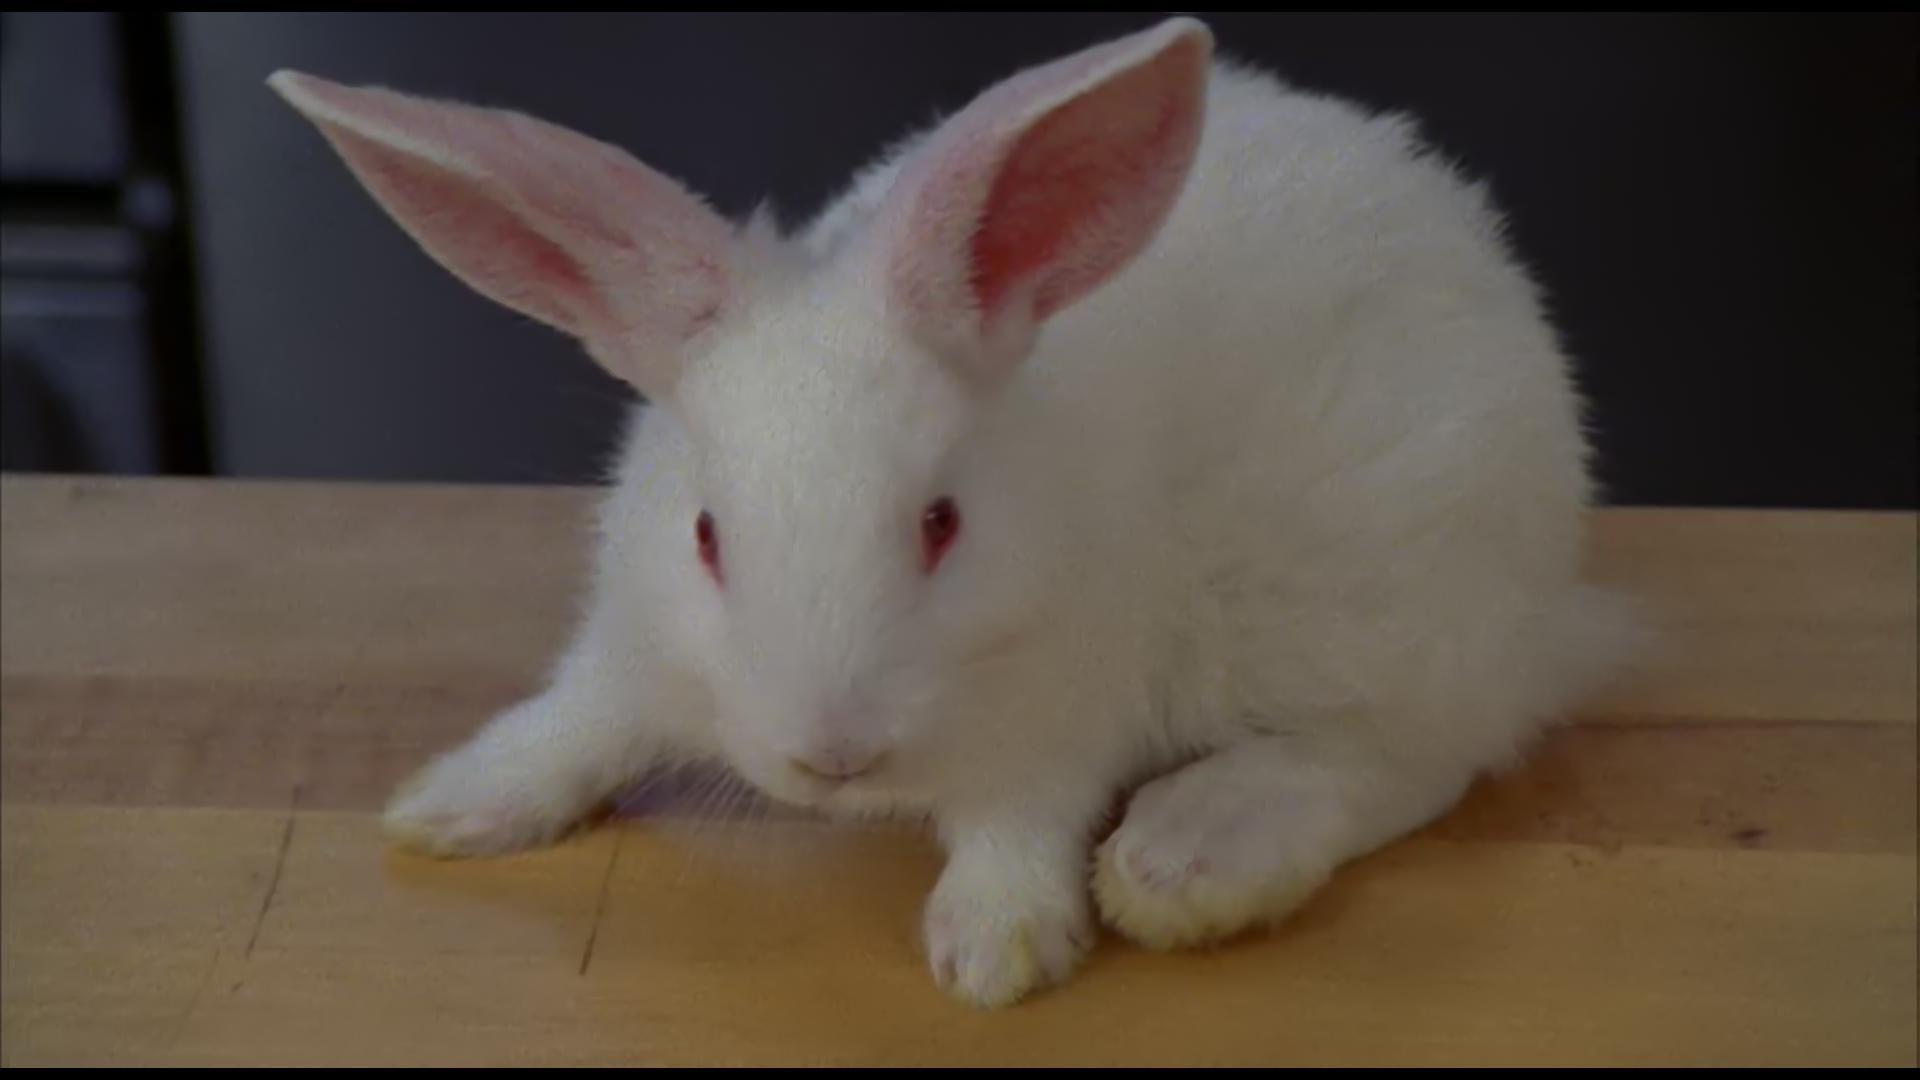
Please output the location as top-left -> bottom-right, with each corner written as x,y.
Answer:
2,475 -> 1914,1066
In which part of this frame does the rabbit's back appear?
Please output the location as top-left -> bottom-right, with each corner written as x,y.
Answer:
1022,64 -> 1609,754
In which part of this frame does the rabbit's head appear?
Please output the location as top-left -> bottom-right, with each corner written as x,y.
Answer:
272,17 -> 1211,808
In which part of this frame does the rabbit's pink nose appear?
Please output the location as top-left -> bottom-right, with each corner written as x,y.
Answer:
787,744 -> 887,782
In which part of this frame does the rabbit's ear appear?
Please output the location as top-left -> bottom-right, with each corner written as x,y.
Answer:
878,19 -> 1212,385
271,71 -> 735,398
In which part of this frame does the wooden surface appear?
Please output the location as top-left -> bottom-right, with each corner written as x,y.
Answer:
2,475 -> 1914,1066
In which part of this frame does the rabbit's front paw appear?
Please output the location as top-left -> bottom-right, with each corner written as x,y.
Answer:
383,736 -> 593,858
1093,756 -> 1334,950
923,857 -> 1093,1007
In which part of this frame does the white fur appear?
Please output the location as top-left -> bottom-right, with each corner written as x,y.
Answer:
285,19 -> 1641,1007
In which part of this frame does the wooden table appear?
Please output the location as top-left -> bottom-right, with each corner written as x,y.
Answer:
2,475 -> 1913,1066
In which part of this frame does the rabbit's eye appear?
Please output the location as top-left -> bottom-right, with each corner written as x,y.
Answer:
920,497 -> 961,573
696,510 -> 722,584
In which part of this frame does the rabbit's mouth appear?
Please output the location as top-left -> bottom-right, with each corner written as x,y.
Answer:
731,746 -> 933,821
810,782 -> 933,825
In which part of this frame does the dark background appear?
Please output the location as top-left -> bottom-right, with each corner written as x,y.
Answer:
2,13 -> 1913,508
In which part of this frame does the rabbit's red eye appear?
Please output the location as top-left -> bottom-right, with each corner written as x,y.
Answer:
695,510 -> 722,583
920,497 -> 961,573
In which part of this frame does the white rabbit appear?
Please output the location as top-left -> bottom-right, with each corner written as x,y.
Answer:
273,17 -> 1641,1007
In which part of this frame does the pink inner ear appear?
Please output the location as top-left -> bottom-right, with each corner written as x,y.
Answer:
349,144 -> 610,336
273,70 -> 741,397
966,36 -> 1205,324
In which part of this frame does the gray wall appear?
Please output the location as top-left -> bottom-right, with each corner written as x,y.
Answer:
176,13 -> 1917,506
